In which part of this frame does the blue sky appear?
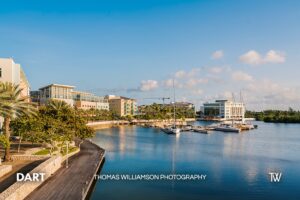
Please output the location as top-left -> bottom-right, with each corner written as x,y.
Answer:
1,0 -> 300,110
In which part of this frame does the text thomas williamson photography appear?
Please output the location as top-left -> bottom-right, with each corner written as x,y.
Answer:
95,174 -> 207,181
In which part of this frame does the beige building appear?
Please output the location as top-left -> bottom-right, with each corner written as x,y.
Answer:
106,95 -> 137,116
36,83 -> 109,110
72,91 -> 109,110
0,58 -> 30,98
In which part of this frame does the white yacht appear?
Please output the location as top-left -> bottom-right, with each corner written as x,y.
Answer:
215,124 -> 241,133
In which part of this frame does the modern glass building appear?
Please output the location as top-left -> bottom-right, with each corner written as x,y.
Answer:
201,100 -> 245,120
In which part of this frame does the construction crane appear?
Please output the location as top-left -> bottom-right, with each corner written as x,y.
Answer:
143,97 -> 171,105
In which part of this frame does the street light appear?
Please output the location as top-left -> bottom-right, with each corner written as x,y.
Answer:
66,141 -> 69,168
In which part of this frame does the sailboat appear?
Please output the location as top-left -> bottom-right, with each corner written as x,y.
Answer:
161,79 -> 181,134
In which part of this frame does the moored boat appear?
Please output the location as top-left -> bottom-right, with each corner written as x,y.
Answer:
193,127 -> 209,134
214,124 -> 241,133
161,126 -> 181,134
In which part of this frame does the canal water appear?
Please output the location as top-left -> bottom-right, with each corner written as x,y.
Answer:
90,121 -> 300,200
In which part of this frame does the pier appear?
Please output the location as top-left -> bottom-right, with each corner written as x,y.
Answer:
25,140 -> 105,200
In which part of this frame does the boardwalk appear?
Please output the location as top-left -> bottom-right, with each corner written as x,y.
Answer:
25,140 -> 104,200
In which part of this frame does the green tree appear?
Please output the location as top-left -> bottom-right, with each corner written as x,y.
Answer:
0,134 -> 10,162
0,82 -> 37,161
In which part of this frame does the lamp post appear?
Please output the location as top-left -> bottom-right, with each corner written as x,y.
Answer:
66,141 -> 69,168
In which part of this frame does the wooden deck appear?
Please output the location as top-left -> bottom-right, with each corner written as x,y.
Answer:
25,140 -> 105,200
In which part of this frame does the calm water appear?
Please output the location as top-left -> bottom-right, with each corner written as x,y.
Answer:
90,121 -> 300,200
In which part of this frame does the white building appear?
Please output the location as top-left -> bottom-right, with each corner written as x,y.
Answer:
0,58 -> 30,128
201,100 -> 245,121
0,58 -> 30,98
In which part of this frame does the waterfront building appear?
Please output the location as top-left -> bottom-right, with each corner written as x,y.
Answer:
72,91 -> 109,110
35,83 -> 109,110
39,84 -> 75,106
106,95 -> 137,116
201,100 -> 245,121
0,58 -> 30,99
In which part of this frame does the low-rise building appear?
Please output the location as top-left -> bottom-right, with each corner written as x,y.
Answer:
201,100 -> 245,120
72,91 -> 109,110
39,84 -> 75,106
106,95 -> 137,116
34,83 -> 109,110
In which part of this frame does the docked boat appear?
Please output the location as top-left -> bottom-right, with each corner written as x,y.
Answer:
181,125 -> 193,132
214,124 -> 241,133
193,127 -> 209,134
161,126 -> 181,134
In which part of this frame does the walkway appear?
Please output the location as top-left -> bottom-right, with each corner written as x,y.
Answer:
25,140 -> 104,200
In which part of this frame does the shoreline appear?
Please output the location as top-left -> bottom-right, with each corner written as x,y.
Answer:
87,118 -> 196,130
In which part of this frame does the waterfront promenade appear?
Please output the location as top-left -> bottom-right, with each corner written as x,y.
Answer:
25,140 -> 105,200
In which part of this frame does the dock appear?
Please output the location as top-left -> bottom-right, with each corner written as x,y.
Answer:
158,123 -> 257,134
25,140 -> 105,200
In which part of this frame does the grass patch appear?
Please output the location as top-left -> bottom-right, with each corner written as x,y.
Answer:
33,147 -> 58,155
61,146 -> 79,156
33,149 -> 50,155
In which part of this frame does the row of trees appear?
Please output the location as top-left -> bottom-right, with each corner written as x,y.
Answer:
245,108 -> 300,123
136,103 -> 195,120
77,103 -> 196,121
0,82 -> 95,161
11,101 -> 95,154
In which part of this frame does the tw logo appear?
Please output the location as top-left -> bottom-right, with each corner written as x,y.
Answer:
268,172 -> 282,183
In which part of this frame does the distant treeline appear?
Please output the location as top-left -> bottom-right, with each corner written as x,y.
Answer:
136,103 -> 195,120
245,108 -> 300,123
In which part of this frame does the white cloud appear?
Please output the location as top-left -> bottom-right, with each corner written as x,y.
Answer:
209,67 -> 223,74
162,79 -> 182,88
211,50 -> 224,60
239,50 -> 263,65
232,71 -> 253,81
174,70 -> 186,78
174,68 -> 200,79
191,89 -> 204,95
243,80 -> 300,110
139,80 -> 159,91
185,78 -> 208,88
239,50 -> 286,65
264,50 -> 285,63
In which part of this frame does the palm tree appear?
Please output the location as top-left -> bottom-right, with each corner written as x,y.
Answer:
47,100 -> 71,111
0,82 -> 37,161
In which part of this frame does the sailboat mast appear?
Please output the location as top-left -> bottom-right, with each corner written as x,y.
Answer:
173,79 -> 176,127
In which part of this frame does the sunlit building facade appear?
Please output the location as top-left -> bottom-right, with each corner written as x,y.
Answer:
106,95 -> 137,116
72,91 -> 109,110
201,100 -> 245,120
0,58 -> 30,99
35,83 -> 109,110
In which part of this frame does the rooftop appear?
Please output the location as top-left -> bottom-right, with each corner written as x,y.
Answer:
39,84 -> 75,90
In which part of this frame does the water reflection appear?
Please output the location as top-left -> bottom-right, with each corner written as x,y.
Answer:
91,121 -> 300,200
